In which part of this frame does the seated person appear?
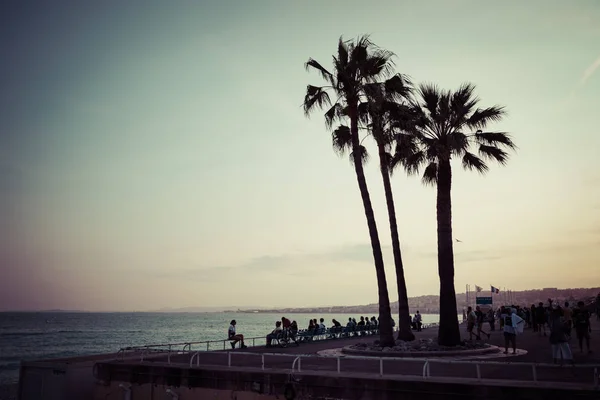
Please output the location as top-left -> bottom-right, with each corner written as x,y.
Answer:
364,317 -> 371,329
290,320 -> 298,333
346,318 -> 355,335
331,319 -> 341,328
228,320 -> 247,349
370,316 -> 378,326
308,319 -> 315,332
318,318 -> 326,331
281,316 -> 292,329
266,321 -> 282,347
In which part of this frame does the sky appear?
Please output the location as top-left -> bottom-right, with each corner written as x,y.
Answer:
1,1 -> 599,312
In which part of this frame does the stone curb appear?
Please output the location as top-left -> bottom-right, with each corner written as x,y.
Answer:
341,344 -> 502,358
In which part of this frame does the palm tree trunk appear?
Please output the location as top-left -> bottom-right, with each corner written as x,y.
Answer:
377,142 -> 414,342
349,108 -> 395,347
436,160 -> 461,346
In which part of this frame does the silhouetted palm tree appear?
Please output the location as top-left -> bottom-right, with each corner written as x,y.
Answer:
395,83 -> 516,346
303,36 -> 396,346
357,76 -> 416,341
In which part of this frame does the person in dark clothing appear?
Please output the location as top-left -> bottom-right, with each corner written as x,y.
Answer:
573,301 -> 592,353
531,304 -> 538,332
535,303 -> 547,336
487,309 -> 496,331
475,306 -> 490,339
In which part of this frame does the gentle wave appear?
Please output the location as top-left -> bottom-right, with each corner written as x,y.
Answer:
1,329 -> 144,337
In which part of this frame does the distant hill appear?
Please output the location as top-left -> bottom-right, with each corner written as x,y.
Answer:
152,306 -> 270,313
238,287 -> 600,314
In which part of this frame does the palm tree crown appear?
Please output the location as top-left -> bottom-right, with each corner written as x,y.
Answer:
397,83 -> 516,181
303,36 -> 396,131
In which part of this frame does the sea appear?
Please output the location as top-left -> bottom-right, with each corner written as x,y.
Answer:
0,311 -> 442,385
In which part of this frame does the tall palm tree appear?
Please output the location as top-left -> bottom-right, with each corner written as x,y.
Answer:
303,35 -> 396,347
395,83 -> 516,346
357,77 -> 416,341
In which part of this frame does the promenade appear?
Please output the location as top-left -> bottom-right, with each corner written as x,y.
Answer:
176,318 -> 600,389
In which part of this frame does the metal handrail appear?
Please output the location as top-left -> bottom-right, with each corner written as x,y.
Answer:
118,325 -> 403,357
186,350 -> 600,389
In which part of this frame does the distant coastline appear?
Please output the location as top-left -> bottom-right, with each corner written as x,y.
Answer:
2,287 -> 597,314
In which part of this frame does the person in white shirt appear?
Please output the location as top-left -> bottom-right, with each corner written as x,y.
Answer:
501,308 -> 524,354
318,318 -> 326,331
228,320 -> 247,349
266,321 -> 282,348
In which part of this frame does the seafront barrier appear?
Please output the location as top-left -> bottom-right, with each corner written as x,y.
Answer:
17,320 -> 600,400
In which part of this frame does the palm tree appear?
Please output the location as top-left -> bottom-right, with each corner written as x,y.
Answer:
395,83 -> 516,346
302,35 -> 396,347
357,77 -> 416,341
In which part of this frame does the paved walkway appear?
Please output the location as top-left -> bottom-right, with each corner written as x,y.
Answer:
164,319 -> 600,388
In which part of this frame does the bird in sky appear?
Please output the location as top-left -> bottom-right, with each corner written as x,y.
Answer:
455,239 -> 463,243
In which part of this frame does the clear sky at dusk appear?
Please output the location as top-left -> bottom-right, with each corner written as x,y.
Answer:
1,1 -> 599,311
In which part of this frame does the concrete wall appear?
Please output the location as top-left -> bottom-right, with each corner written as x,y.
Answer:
92,361 -> 600,400
93,381 -> 280,400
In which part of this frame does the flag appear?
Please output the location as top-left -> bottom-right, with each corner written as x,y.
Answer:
475,285 -> 482,292
491,286 -> 500,294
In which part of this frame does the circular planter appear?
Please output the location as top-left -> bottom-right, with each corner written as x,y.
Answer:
341,344 -> 502,358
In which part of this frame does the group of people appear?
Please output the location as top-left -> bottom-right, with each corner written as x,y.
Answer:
530,300 -> 593,364
466,305 -> 521,354
464,298 -> 593,364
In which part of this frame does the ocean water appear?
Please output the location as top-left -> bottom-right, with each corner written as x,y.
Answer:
0,312 -> 441,385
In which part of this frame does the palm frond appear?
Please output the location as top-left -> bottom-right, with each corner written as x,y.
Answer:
350,36 -> 370,67
305,58 -> 333,83
332,125 -> 352,155
450,83 -> 478,127
448,131 -> 468,156
422,162 -> 438,186
350,145 -> 369,166
356,101 -> 371,125
393,148 -> 425,176
361,50 -> 395,81
362,82 -> 384,106
336,37 -> 349,70
461,151 -> 489,174
466,106 -> 506,129
384,73 -> 412,101
418,83 -> 440,123
324,103 -> 345,128
437,91 -> 451,128
303,85 -> 331,116
478,144 -> 509,165
474,130 -> 516,149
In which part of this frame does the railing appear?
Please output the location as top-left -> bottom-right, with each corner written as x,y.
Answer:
187,351 -> 600,390
115,324 -> 432,362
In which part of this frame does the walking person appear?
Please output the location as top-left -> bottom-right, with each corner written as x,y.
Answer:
573,301 -> 592,354
475,306 -> 491,339
487,308 -> 496,331
502,307 -> 524,355
466,306 -> 477,341
531,304 -> 538,333
549,307 -> 574,365
562,302 -> 573,339
535,302 -> 547,336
